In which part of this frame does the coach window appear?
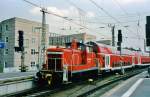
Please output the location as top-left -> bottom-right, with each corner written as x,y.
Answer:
106,55 -> 110,66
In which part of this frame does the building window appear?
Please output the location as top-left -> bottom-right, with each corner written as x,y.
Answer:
34,27 -> 41,33
32,27 -> 41,33
32,38 -> 36,44
4,62 -> 8,68
67,37 -> 70,43
6,25 -> 8,31
0,33 -> 2,39
5,37 -> 8,42
31,61 -> 36,67
56,37 -> 59,45
5,49 -> 8,54
31,49 -> 35,55
51,37 -> 54,45
49,37 -> 53,45
53,38 -> 56,45
64,37 -> 67,43
32,27 -> 34,33
24,39 -> 29,48
0,26 -> 1,32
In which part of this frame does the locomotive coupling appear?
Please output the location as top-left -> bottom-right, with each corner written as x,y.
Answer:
45,74 -> 52,85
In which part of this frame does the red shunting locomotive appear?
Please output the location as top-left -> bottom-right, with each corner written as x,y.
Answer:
36,39 -> 150,86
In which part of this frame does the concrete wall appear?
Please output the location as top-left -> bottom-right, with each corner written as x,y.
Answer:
0,79 -> 34,96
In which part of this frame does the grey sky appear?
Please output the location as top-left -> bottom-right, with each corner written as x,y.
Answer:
0,0 -> 150,50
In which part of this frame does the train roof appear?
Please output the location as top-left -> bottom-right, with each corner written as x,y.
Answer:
86,41 -> 142,56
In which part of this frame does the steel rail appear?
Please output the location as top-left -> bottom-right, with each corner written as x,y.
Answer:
77,69 -> 146,97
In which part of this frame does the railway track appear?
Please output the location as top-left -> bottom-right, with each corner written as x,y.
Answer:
5,67 -> 147,97
77,69 -> 144,97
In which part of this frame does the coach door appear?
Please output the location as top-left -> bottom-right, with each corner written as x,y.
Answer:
132,56 -> 135,65
105,55 -> 110,70
138,56 -> 141,64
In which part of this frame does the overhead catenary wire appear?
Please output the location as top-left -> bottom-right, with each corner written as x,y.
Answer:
112,0 -> 129,15
23,0 -> 43,8
87,0 -> 147,49
62,0 -> 118,38
112,0 -> 145,44
62,0 -> 146,29
88,0 -> 142,37
64,0 -> 142,25
23,0 -> 147,41
64,0 -> 110,25
89,0 -> 121,24
23,0 -> 111,38
22,0 -> 89,30
64,0 -> 146,41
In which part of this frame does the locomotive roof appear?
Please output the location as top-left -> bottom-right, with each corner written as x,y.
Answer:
65,42 -> 93,47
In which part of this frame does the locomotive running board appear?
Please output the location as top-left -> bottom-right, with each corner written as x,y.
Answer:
63,81 -> 72,84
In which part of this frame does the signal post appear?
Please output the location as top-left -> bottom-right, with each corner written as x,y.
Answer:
117,30 -> 124,75
15,30 -> 27,72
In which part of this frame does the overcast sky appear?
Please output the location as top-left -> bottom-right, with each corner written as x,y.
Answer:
0,0 -> 150,50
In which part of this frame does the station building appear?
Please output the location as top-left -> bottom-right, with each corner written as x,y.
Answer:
0,17 -> 49,72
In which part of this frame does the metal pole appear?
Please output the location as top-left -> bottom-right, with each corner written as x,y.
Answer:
144,39 -> 146,52
40,8 -> 47,69
112,25 -> 115,46
21,50 -> 25,72
120,44 -> 124,74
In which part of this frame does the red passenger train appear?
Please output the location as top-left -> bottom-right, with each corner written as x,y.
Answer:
36,39 -> 150,86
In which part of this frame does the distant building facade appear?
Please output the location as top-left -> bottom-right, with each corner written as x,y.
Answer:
0,17 -> 49,72
49,33 -> 96,47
